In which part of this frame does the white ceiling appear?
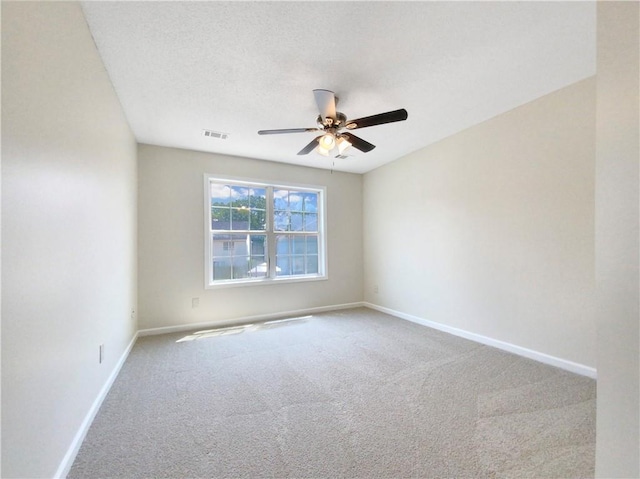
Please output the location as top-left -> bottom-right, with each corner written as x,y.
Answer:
81,1 -> 595,174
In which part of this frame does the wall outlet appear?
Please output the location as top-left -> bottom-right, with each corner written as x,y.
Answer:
374,284 -> 379,294
192,297 -> 199,308
130,309 -> 135,319
99,344 -> 104,364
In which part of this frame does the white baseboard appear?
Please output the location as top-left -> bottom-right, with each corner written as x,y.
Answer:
137,302 -> 365,337
363,302 -> 597,379
54,331 -> 139,479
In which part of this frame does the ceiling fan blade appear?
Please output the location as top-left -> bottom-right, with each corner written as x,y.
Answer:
297,136 -> 322,155
345,108 -> 408,130
313,89 -> 337,121
258,128 -> 317,135
341,133 -> 376,153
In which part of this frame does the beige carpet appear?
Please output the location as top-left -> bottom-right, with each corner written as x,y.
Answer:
69,307 -> 595,478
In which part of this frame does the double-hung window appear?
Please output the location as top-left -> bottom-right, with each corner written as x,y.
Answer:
205,175 -> 326,287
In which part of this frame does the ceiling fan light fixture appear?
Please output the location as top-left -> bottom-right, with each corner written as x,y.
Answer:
317,145 -> 331,156
337,136 -> 352,154
319,133 -> 336,150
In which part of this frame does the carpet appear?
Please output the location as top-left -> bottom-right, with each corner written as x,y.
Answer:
69,307 -> 595,478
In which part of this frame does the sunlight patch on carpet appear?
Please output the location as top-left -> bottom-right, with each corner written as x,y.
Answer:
176,315 -> 313,342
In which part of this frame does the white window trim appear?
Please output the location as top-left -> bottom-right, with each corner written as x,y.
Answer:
203,174 -> 328,289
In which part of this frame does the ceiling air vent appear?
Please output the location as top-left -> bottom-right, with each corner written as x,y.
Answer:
335,154 -> 352,160
203,129 -> 228,140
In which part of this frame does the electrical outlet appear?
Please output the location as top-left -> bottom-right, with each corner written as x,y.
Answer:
99,344 -> 104,364
130,309 -> 135,319
374,284 -> 379,294
192,297 -> 199,308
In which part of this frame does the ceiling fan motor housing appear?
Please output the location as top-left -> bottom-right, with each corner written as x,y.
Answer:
317,112 -> 347,129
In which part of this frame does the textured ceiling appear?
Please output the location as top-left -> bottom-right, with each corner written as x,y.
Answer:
81,1 -> 595,174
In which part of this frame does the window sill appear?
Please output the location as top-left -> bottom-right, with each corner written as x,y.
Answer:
205,274 -> 328,290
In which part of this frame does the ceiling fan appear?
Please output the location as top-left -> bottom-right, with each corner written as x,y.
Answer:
258,89 -> 408,157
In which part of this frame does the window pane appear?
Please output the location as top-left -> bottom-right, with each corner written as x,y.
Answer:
250,209 -> 266,230
211,184 -> 232,205
304,213 -> 317,232
302,192 -> 318,212
232,257 -> 250,279
249,188 -> 266,230
213,234 -> 249,257
274,189 -> 288,210
292,256 -> 305,275
231,208 -> 249,230
276,235 -> 290,255
212,234 -> 231,257
274,211 -> 289,231
213,258 -> 232,280
290,213 -> 303,231
227,233 -> 248,244
249,235 -> 266,256
276,256 -> 291,276
306,236 -> 318,254
292,236 -> 305,254
289,192 -> 303,212
250,188 -> 266,205
306,255 -> 319,274
248,257 -> 268,278
212,207 -> 230,229
230,186 -> 249,206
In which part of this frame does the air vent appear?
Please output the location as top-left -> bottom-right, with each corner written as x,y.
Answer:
203,129 -> 229,140
335,154 -> 352,160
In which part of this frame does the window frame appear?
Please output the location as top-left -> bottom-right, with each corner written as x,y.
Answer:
204,174 -> 328,289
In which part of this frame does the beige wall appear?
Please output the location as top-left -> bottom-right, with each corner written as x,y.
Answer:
137,145 -> 363,330
1,2 -> 138,478
363,77 -> 596,368
595,2 -> 640,476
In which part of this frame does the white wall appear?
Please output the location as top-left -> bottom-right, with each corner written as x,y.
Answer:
595,2 -> 640,476
363,77 -> 596,369
137,144 -> 362,330
1,3 -> 138,478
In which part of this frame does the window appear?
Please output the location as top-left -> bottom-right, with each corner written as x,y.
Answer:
205,176 -> 326,287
